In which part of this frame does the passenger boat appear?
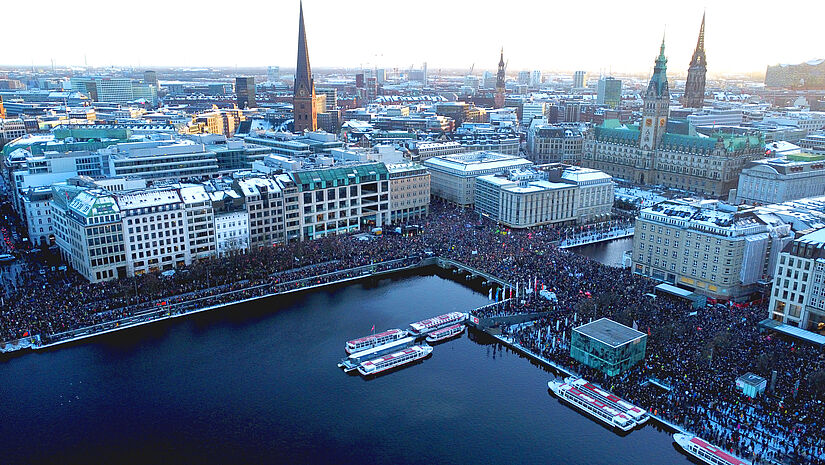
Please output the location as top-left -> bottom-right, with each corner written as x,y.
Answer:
426,324 -> 465,343
345,328 -> 407,354
408,312 -> 467,335
338,337 -> 415,372
673,433 -> 751,465
564,377 -> 649,425
357,345 -> 433,376
548,380 -> 635,431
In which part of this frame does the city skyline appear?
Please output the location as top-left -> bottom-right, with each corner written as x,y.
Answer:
3,0 -> 824,74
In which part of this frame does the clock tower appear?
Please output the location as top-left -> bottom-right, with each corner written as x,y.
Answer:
640,37 -> 669,152
293,2 -> 318,133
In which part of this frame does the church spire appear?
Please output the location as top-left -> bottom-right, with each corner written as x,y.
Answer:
690,12 -> 707,67
494,47 -> 506,109
293,1 -> 318,132
295,1 -> 312,91
684,13 -> 708,108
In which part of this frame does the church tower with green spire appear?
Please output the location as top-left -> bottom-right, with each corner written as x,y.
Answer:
640,37 -> 670,154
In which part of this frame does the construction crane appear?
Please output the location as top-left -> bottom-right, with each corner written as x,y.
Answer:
468,63 -> 474,75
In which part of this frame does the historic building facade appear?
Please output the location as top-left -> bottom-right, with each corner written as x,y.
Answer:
582,39 -> 763,198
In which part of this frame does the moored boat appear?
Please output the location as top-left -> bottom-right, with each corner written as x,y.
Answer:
338,336 -> 416,372
673,433 -> 751,465
357,344 -> 433,376
345,328 -> 407,354
548,380 -> 635,431
564,377 -> 649,425
408,312 -> 467,335
426,324 -> 465,343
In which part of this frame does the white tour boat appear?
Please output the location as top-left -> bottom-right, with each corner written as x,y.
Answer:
357,345 -> 433,376
673,433 -> 751,465
425,324 -> 465,343
345,328 -> 407,354
548,380 -> 636,431
408,312 -> 467,335
338,337 -> 415,372
565,377 -> 649,426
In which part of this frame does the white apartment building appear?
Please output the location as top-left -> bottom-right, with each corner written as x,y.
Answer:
209,188 -> 250,257
423,151 -> 532,206
735,153 -> 825,205
118,189 -> 190,276
768,229 -> 825,332
387,162 -> 430,222
180,185 -> 216,261
51,186 -> 127,283
22,187 -> 54,247
236,177 -> 288,248
632,199 -> 792,300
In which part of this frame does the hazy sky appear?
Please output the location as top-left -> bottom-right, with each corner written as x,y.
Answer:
4,0 -> 823,74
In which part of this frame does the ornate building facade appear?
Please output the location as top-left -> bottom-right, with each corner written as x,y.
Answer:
683,13 -> 707,108
293,2 -> 318,132
582,39 -> 763,198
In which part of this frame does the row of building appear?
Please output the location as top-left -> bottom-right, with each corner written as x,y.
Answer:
46,159 -> 430,283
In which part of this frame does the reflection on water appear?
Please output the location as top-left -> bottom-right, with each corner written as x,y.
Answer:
571,237 -> 634,267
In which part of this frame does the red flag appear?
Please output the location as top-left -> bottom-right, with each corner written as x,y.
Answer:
22,331 -> 29,337
371,324 -> 375,332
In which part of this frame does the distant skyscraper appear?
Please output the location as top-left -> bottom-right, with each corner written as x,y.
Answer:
144,70 -> 158,88
530,70 -> 542,88
573,71 -> 586,88
495,48 -> 506,109
293,2 -> 318,132
316,88 -> 337,111
355,73 -> 365,88
376,68 -> 386,85
683,13 -> 707,108
422,62 -> 428,85
518,71 -> 530,85
268,66 -> 281,82
597,77 -> 622,109
236,76 -> 256,109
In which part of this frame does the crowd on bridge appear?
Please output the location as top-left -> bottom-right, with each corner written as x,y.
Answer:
0,199 -> 823,464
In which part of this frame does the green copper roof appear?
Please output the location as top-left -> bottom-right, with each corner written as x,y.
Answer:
594,126 -> 640,145
647,38 -> 669,97
290,163 -> 389,191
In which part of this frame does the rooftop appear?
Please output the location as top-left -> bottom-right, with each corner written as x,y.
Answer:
574,318 -> 646,348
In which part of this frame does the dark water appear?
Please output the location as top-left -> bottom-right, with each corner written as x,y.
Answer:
572,237 -> 634,267
0,269 -> 688,464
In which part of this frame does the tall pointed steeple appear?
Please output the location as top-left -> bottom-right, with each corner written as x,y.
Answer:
296,2 -> 312,91
494,47 -> 506,109
683,13 -> 708,108
640,37 -> 670,153
293,1 -> 318,132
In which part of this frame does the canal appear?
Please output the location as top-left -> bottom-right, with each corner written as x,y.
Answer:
0,267 -> 687,464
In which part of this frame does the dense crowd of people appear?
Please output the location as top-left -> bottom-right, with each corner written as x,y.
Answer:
0,199 -> 823,464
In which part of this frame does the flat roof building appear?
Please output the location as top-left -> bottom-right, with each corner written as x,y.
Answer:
423,151 -> 532,206
570,318 -> 647,377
